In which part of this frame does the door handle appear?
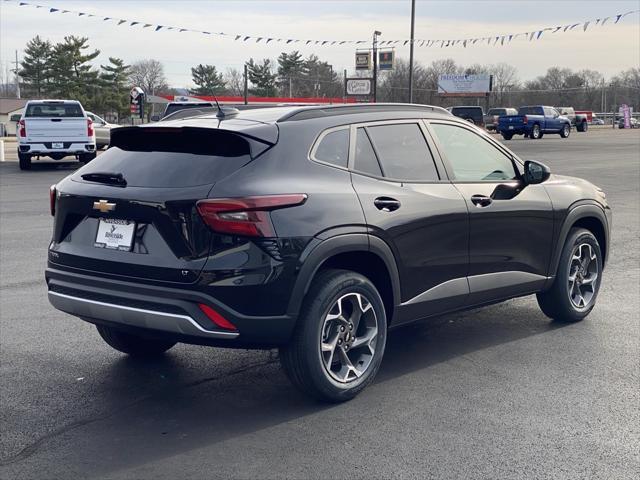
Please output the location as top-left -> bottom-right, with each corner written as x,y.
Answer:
374,197 -> 401,212
470,194 -> 492,208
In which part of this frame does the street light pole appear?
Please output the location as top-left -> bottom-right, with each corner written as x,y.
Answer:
373,30 -> 381,103
408,0 -> 416,103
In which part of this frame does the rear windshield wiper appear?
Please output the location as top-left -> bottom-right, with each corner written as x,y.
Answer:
81,172 -> 127,187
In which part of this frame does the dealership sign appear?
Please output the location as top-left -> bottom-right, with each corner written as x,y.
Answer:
346,78 -> 372,96
355,52 -> 371,70
378,50 -> 394,70
437,74 -> 492,97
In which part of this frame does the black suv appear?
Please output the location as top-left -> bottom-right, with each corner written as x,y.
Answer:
46,104 -> 611,402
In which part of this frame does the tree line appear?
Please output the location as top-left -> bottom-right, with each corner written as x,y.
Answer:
14,35 -> 639,120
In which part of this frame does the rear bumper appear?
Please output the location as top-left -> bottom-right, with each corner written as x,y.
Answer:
19,142 -> 95,155
45,267 -> 296,348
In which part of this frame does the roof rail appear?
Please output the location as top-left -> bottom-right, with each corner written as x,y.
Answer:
277,103 -> 451,122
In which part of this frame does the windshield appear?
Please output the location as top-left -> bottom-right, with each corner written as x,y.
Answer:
25,103 -> 84,118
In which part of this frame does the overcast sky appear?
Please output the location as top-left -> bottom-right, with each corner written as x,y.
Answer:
1,0 -> 638,88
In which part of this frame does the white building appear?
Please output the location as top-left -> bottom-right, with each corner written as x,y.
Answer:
0,98 -> 29,136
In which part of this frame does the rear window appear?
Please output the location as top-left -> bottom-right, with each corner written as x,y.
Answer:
74,128 -> 253,188
25,103 -> 83,118
518,106 -> 543,116
451,107 -> 484,119
488,109 -> 506,116
163,103 -> 214,118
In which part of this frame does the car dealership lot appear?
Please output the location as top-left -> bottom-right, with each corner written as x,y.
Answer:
1,129 -> 638,479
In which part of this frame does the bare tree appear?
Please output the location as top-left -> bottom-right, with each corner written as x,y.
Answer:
129,59 -> 169,95
224,68 -> 244,96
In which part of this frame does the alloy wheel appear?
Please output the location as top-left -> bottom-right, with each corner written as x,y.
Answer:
568,243 -> 599,309
320,292 -> 378,383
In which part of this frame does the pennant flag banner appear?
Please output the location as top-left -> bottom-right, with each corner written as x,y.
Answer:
4,0 -> 639,48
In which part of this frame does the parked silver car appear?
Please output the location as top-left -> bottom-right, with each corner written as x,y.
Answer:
85,112 -> 116,149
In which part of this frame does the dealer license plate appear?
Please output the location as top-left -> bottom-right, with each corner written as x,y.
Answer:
94,218 -> 135,251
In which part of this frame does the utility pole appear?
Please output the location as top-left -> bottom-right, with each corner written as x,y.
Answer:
408,0 -> 416,103
243,63 -> 248,105
372,30 -> 381,103
12,50 -> 21,99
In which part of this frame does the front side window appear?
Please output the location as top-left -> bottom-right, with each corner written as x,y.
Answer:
430,123 -> 517,182
314,128 -> 349,168
365,123 -> 439,181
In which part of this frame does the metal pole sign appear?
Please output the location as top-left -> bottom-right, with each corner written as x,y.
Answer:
130,86 -> 145,119
355,51 -> 371,70
378,50 -> 395,71
345,78 -> 373,102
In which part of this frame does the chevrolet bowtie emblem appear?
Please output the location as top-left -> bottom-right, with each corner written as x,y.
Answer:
93,199 -> 116,213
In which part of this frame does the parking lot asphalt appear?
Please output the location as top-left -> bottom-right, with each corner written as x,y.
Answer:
1,128 -> 639,479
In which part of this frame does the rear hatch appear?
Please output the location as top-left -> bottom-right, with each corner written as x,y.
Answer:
49,124 -> 276,284
23,102 -> 88,143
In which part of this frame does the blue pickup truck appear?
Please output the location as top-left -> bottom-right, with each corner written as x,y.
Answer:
498,106 -> 572,140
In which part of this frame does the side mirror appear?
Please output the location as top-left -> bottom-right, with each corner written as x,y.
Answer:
523,160 -> 551,185
150,115 -> 160,122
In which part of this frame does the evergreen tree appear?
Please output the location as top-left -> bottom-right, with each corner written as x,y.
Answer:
246,58 -> 277,97
100,57 -> 131,118
48,36 -> 100,105
190,64 -> 226,95
299,54 -> 339,97
277,51 -> 304,97
19,35 -> 52,97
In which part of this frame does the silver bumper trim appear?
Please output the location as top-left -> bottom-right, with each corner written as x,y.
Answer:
48,291 -> 239,339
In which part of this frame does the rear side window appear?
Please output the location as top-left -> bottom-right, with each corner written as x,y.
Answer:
74,128 -> 253,188
354,128 -> 382,177
365,123 -> 439,181
313,128 -> 349,168
25,103 -> 83,118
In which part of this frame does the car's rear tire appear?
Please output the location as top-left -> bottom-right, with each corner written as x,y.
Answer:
79,152 -> 97,163
577,120 -> 588,132
530,124 -> 542,139
96,325 -> 176,357
18,153 -> 32,170
501,132 -> 513,140
560,123 -> 571,138
537,228 -> 602,322
279,269 -> 387,403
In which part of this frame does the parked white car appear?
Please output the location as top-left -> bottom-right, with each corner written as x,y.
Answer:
18,100 -> 96,170
85,111 -> 117,149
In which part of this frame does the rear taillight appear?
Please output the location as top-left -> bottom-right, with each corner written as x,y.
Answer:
196,194 -> 307,237
198,304 -> 237,331
19,119 -> 26,137
523,115 -> 528,125
87,118 -> 94,137
49,185 -> 57,216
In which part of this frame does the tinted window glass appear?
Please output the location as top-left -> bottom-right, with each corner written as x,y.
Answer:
73,129 -> 252,188
431,123 -> 517,181
518,106 -> 543,115
25,103 -> 83,118
314,129 -> 349,168
354,128 -> 382,176
163,102 -> 215,118
366,123 -> 439,181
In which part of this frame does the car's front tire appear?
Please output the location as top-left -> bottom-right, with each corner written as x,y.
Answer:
96,325 -> 176,357
501,132 -> 513,140
537,228 -> 603,322
279,269 -> 387,403
560,123 -> 571,138
18,153 -> 32,170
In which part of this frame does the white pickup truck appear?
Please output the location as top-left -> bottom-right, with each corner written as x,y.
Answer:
17,100 -> 96,170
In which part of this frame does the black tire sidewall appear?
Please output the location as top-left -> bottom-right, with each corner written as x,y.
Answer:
297,271 -> 387,401
555,229 -> 603,320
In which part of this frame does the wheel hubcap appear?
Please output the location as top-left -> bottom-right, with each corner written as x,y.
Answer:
320,293 -> 378,383
568,243 -> 598,309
